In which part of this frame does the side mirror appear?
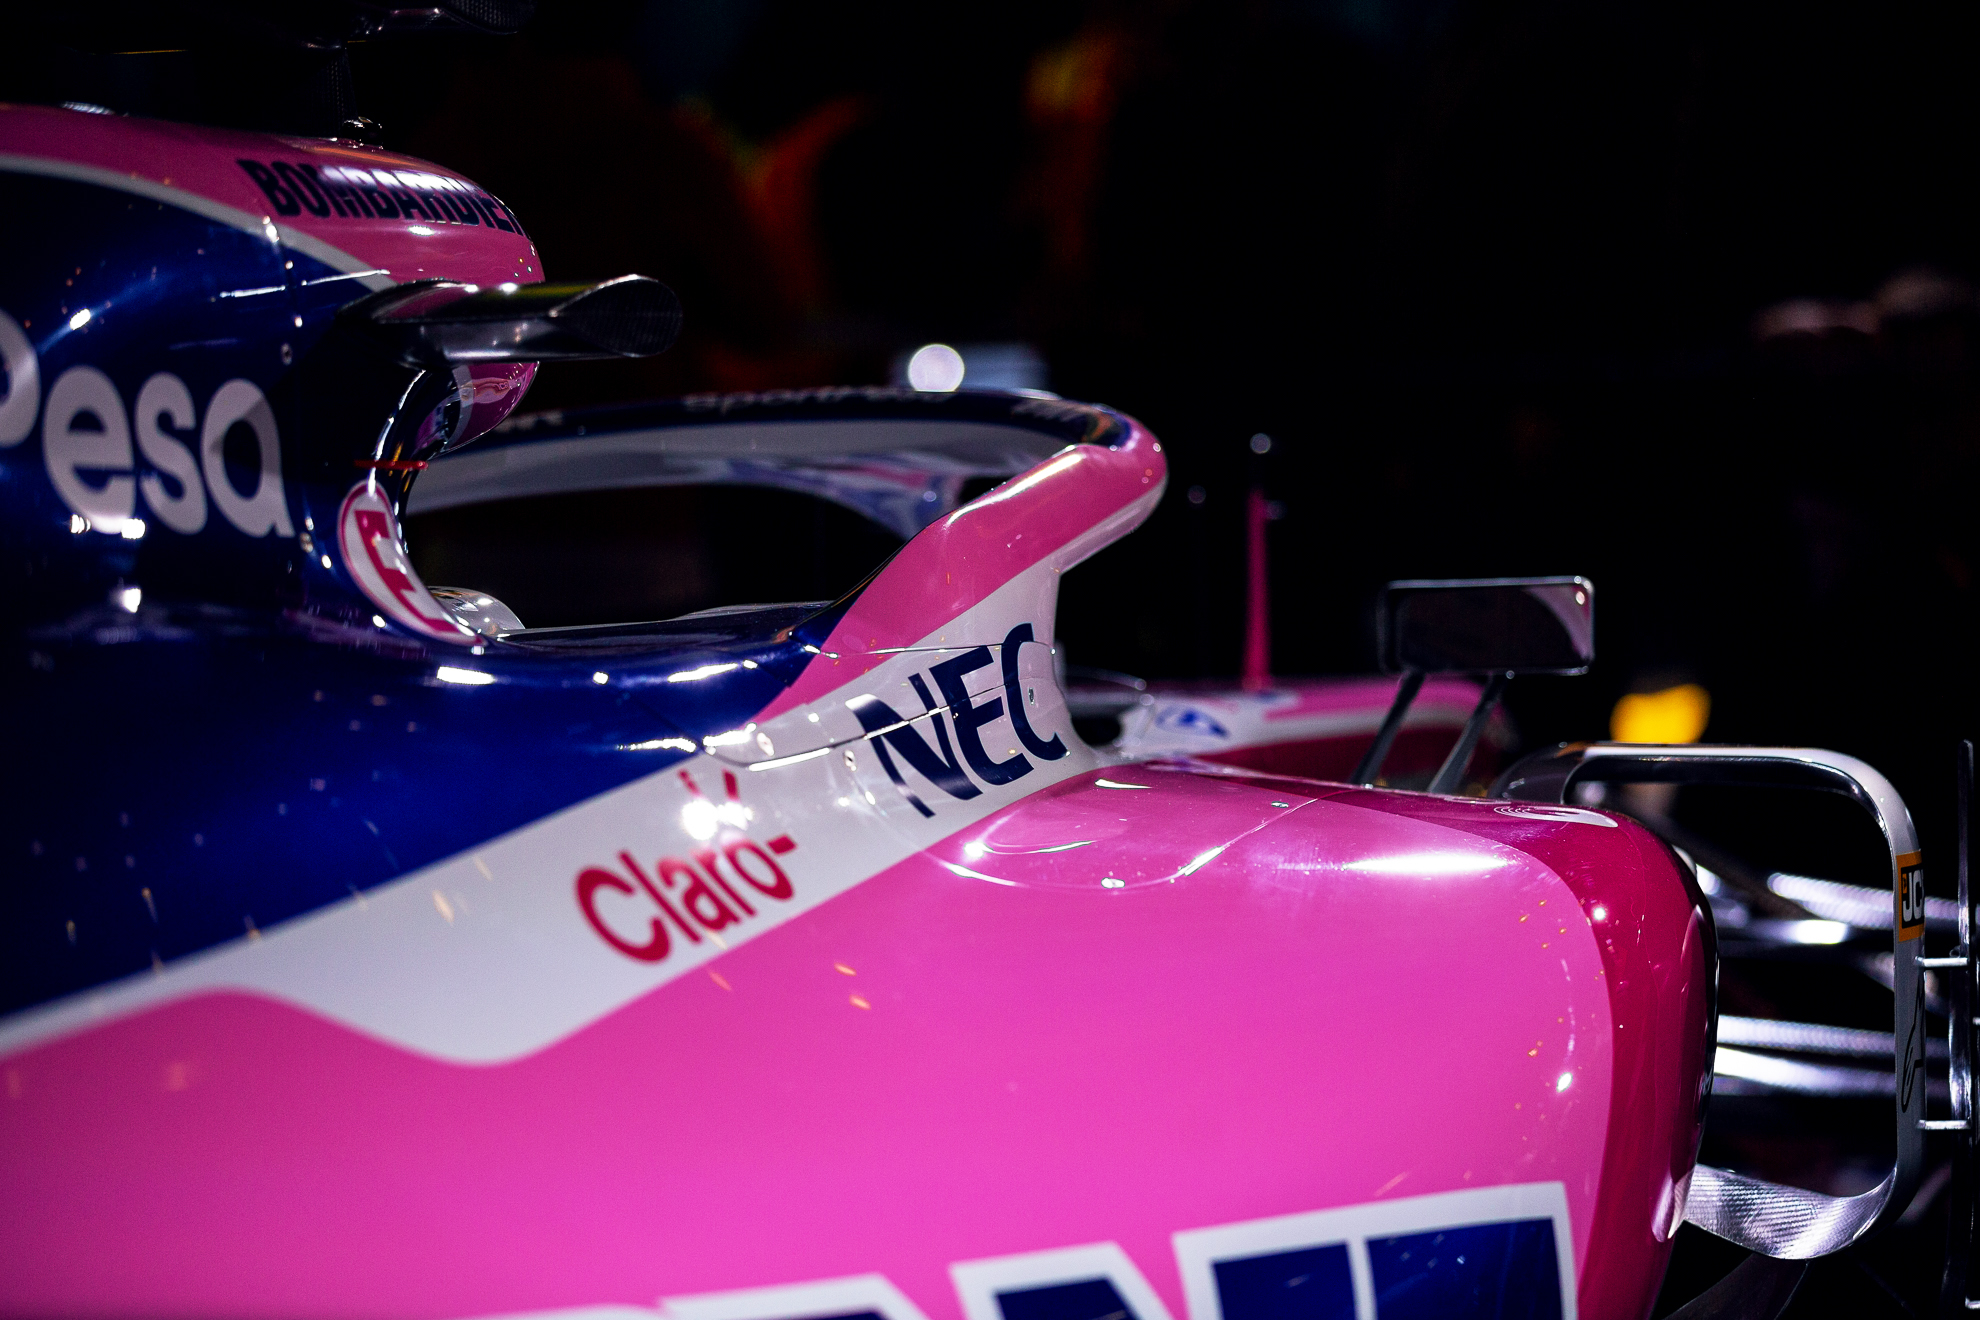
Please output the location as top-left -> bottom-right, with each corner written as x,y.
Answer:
1378,576 -> 1594,676
1357,576 -> 1595,791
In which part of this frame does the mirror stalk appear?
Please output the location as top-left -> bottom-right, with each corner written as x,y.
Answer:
1353,669 -> 1424,786
1427,669 -> 1511,795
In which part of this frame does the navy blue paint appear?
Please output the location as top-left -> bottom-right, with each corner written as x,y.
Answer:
995,1279 -> 1138,1320
1211,1243 -> 1356,1320
0,174 -> 299,618
4,602 -> 806,1017
1368,1219 -> 1561,1320
0,168 -> 1143,1024
0,171 -> 837,1018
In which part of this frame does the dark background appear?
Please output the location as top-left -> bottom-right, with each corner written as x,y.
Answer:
9,4 -> 1980,1311
337,0 -> 1980,858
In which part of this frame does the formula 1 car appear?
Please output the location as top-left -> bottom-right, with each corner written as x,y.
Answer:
0,7 -> 1966,1320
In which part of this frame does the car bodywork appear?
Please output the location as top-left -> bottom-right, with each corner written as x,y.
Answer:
0,88 -> 1929,1320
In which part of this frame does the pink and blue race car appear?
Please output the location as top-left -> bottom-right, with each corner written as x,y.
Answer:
0,6 -> 1964,1318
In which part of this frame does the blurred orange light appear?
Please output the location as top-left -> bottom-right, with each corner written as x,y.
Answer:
1610,684 -> 1711,744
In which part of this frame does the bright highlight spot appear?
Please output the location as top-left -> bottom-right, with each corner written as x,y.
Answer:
907,343 -> 965,392
407,225 -> 437,236
1345,852 -> 1512,876
621,737 -> 695,752
682,798 -> 719,841
1777,919 -> 1850,946
1176,844 -> 1226,877
435,666 -> 495,686
115,586 -> 141,613
1100,877 -> 1125,888
749,746 -> 832,771
940,860 -> 1015,886
1591,905 -> 1608,922
68,308 -> 91,330
1610,683 -> 1711,745
1094,778 -> 1151,790
592,671 -> 610,684
69,514 -> 89,534
119,519 -> 145,540
669,662 -> 740,683
1557,1072 -> 1573,1092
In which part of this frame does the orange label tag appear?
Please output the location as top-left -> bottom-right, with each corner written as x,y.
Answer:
1897,851 -> 1926,941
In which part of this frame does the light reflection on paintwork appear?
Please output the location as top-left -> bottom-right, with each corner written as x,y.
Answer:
1343,851 -> 1514,876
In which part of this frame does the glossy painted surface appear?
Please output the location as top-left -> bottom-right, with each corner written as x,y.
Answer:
0,101 -> 1710,1320
0,102 -> 541,287
0,764 -> 1701,1320
1114,676 -> 1506,783
0,104 -> 541,630
1339,789 -> 1712,1320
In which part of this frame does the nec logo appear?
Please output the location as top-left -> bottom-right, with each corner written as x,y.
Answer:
847,622 -> 1068,817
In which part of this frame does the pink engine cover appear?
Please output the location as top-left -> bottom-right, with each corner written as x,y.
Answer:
0,765 -> 1709,1320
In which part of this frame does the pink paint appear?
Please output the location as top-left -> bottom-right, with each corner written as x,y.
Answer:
1241,487 -> 1270,691
1254,675 -> 1483,722
0,105 -> 540,287
0,765 -> 1698,1320
1336,789 -> 1712,1320
1198,726 -> 1465,782
756,417 -> 1165,722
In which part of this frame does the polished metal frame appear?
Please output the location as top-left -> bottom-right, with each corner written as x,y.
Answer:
1496,742 -> 1930,1260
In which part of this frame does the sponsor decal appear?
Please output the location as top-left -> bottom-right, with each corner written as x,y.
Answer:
1,307 -> 290,539
0,307 -> 38,447
1495,805 -> 1619,829
237,159 -> 521,233
337,481 -> 470,640
652,1185 -> 1574,1320
849,623 -> 1068,817
577,769 -> 800,964
1154,705 -> 1231,739
954,1244 -> 1174,1320
663,1274 -> 931,1320
1173,1182 -> 1576,1320
1897,850 -> 1926,941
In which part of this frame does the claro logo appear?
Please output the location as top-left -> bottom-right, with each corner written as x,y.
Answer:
0,309 -> 291,538
577,770 -> 801,965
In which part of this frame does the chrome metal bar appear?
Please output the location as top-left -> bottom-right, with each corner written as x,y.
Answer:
1944,742 -> 1976,1316
1718,1016 -> 1898,1058
1770,872 -> 1961,928
1495,741 -> 1924,1259
1714,1046 -> 1892,1097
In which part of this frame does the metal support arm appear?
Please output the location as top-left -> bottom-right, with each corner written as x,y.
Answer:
1495,741 -> 1926,1259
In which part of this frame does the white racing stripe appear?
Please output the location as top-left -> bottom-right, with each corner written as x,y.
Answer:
0,562 -> 1107,1063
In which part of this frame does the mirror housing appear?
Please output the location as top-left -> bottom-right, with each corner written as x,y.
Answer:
349,275 -> 683,368
1377,576 -> 1595,676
